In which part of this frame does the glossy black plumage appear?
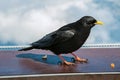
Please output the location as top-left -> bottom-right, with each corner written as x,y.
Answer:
19,16 -> 97,55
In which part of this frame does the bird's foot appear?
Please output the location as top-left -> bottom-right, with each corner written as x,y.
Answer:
63,61 -> 74,65
75,56 -> 88,62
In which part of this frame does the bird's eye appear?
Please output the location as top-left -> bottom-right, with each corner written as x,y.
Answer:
87,20 -> 96,24
87,21 -> 92,24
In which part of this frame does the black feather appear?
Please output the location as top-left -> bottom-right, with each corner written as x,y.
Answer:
18,16 -> 98,55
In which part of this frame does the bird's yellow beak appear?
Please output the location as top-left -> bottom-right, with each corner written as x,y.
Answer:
95,21 -> 104,25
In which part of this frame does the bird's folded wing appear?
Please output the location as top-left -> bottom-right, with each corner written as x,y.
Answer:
31,30 -> 75,48
31,32 -> 56,48
54,30 -> 75,44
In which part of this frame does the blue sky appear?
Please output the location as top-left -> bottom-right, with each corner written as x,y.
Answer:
0,0 -> 120,45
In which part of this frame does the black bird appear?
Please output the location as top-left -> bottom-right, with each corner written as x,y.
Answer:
19,16 -> 103,65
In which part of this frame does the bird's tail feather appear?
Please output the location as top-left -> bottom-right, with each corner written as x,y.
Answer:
18,46 -> 33,51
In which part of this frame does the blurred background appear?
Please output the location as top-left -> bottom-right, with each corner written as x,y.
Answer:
0,0 -> 119,46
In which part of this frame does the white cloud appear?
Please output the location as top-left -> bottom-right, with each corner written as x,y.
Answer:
0,9 -> 65,44
0,0 -> 119,45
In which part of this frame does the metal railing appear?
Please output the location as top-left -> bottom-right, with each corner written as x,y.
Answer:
0,43 -> 120,50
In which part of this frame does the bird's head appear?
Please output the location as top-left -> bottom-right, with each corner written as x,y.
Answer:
78,16 -> 103,29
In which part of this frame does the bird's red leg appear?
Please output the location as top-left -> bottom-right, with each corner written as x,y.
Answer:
71,53 -> 87,62
58,54 -> 74,65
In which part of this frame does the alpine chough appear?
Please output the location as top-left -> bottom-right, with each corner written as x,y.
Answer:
19,16 -> 103,65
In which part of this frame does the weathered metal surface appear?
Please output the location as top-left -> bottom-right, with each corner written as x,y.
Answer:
0,48 -> 120,76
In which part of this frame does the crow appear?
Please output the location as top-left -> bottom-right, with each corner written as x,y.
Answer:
18,16 -> 103,65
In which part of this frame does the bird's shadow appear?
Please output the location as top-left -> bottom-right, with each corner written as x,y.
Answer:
16,53 -> 74,65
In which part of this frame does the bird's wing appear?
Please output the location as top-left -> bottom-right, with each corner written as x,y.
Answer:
31,29 -> 75,48
54,30 -> 75,44
31,32 -> 57,48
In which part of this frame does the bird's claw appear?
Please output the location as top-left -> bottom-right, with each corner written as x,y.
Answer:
75,57 -> 88,63
63,61 -> 74,65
